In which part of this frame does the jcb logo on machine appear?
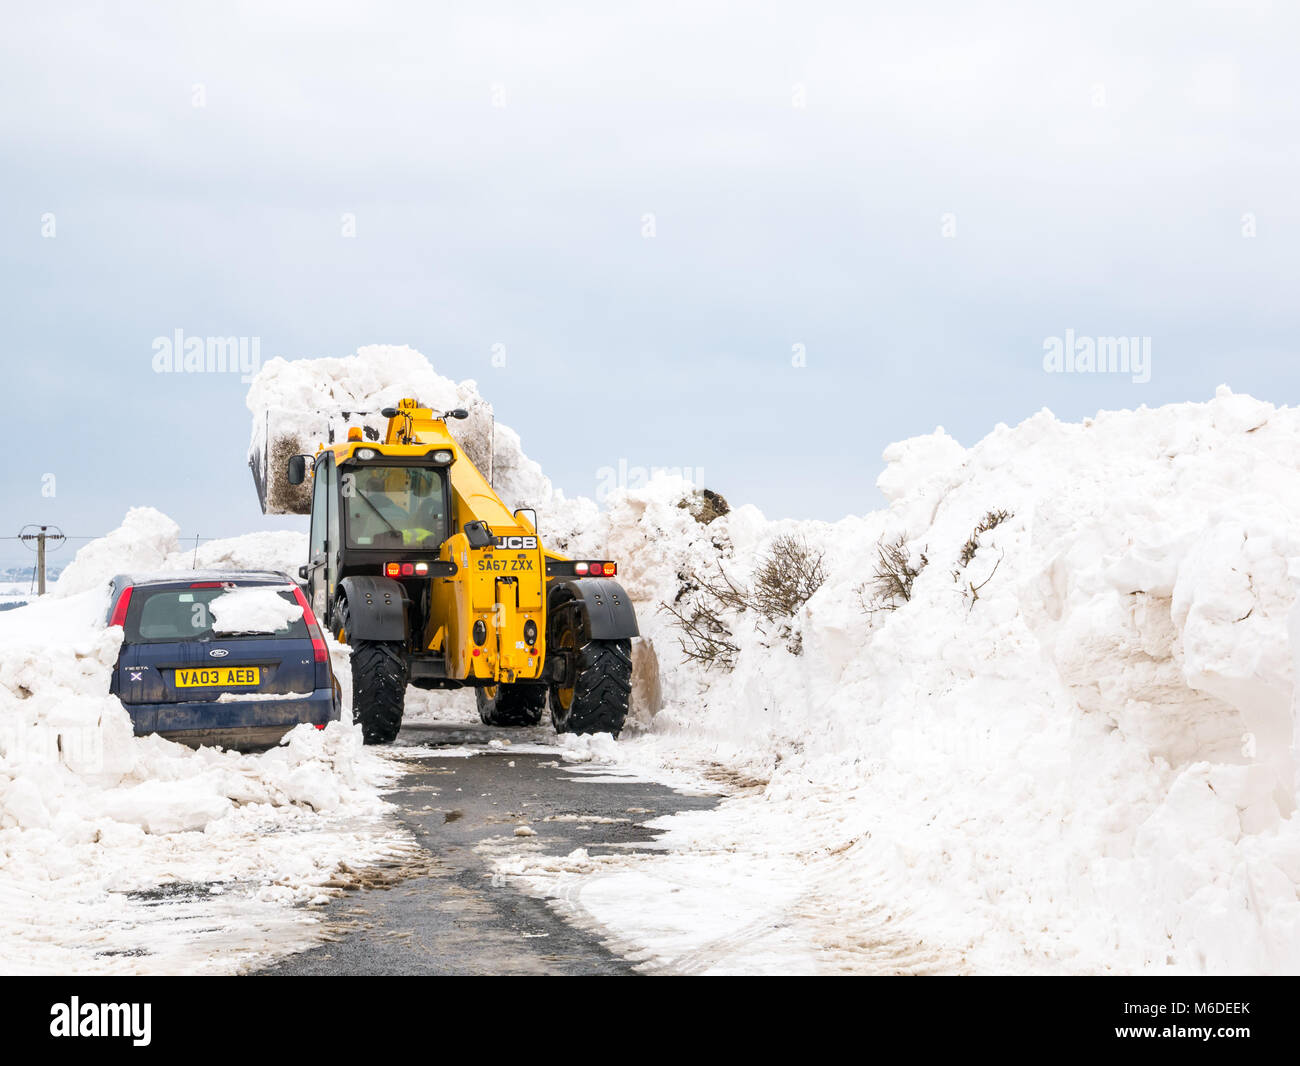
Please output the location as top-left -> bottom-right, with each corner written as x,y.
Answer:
493,536 -> 537,549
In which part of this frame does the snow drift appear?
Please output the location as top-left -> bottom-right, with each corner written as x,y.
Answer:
498,386 -> 1300,974
21,336 -> 1300,976
239,344 -> 1300,972
0,512 -> 407,974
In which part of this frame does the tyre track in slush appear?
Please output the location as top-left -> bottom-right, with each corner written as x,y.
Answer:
257,721 -> 718,975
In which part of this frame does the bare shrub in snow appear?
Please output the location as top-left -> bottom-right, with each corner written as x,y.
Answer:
867,535 -> 927,610
664,536 -> 825,664
750,535 -> 825,623
957,509 -> 1013,569
660,565 -> 746,670
961,551 -> 1004,613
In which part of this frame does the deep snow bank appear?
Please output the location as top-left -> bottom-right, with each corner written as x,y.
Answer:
0,512 -> 406,973
238,344 -> 1300,972
499,387 -> 1300,974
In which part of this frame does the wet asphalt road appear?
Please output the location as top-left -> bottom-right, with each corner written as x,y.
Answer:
258,721 -> 718,975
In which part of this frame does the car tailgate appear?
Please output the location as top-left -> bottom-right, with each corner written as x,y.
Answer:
117,636 -> 320,703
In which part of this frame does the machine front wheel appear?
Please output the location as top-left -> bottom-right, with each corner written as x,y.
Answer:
549,638 -> 632,737
351,640 -> 407,744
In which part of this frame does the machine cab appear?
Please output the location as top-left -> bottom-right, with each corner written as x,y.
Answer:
295,448 -> 451,628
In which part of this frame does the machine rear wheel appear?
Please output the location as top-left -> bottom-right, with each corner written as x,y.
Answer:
476,684 -> 547,727
351,640 -> 407,744
549,638 -> 632,737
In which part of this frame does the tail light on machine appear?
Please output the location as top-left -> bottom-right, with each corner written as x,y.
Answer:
574,562 -> 617,577
385,561 -> 431,577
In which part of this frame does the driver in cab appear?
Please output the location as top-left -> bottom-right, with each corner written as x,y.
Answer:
346,467 -> 445,548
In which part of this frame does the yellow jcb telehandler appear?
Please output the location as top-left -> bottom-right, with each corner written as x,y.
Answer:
277,397 -> 637,743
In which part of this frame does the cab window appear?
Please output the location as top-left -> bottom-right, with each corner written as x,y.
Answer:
343,466 -> 447,549
309,457 -> 330,559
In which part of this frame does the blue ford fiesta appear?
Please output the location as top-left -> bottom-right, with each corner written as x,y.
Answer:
106,570 -> 341,750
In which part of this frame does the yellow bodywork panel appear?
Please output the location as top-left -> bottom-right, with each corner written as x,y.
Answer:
318,398 -> 548,686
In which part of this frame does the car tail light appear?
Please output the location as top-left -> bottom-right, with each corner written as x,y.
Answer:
415,562 -> 429,575
189,581 -> 223,588
575,562 -> 589,575
385,562 -> 400,577
401,562 -> 414,576
602,562 -> 617,576
290,585 -> 329,663
109,586 -> 133,627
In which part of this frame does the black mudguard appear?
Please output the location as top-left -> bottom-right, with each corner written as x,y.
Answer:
548,578 -> 639,642
338,576 -> 409,642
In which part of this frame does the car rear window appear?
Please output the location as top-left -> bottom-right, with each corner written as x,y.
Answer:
124,586 -> 308,643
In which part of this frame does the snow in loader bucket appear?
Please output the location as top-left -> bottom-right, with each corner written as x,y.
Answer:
248,399 -> 496,515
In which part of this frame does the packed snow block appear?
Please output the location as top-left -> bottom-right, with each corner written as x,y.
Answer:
448,396 -> 495,478
250,405 -> 376,515
244,346 -> 557,516
629,636 -> 663,723
249,409 -> 309,515
249,399 -> 496,515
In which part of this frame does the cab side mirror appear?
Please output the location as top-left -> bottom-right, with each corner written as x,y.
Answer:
463,520 -> 495,549
446,408 -> 469,420
287,454 -> 308,485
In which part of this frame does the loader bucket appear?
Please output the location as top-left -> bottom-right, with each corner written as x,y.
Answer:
248,399 -> 497,515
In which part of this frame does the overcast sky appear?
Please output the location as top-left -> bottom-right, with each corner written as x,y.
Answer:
2,1 -> 1297,569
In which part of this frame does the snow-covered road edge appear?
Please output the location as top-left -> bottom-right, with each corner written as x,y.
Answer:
0,522 -> 416,974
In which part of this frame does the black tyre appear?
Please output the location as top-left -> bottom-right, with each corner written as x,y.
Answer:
351,640 -> 407,744
332,596 -> 349,643
549,638 -> 632,737
476,684 -> 547,727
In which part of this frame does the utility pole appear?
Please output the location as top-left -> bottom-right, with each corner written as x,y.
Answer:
18,525 -> 66,596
